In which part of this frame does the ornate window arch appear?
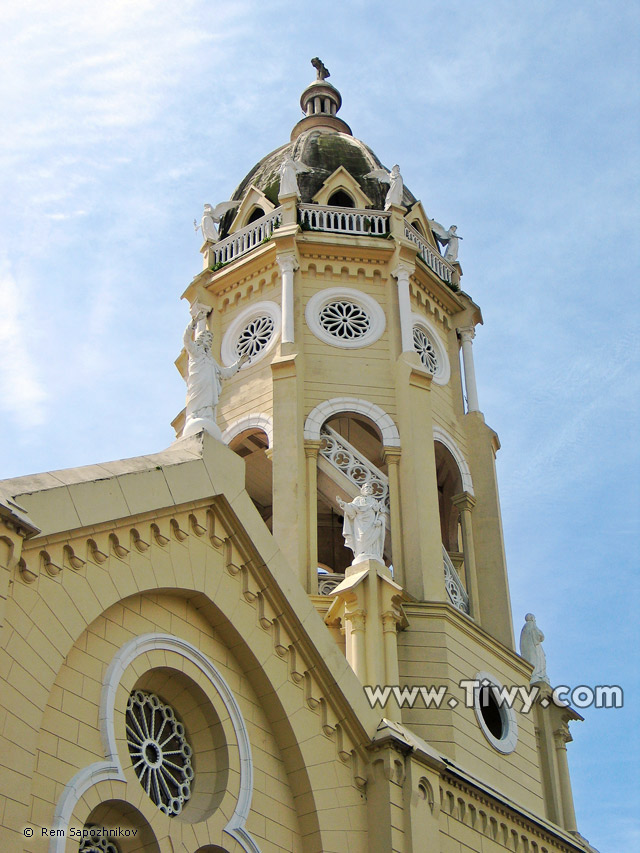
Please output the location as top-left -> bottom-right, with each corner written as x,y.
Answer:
433,426 -> 474,495
304,398 -> 400,447
222,414 -> 273,448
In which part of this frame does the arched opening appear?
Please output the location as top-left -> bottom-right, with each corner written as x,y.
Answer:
247,206 -> 266,224
316,412 -> 390,580
327,189 -> 355,208
81,800 -> 159,852
229,429 -> 272,531
435,440 -> 463,561
411,219 -> 424,235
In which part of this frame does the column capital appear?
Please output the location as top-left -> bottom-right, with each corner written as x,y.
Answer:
383,446 -> 402,466
345,608 -> 366,632
391,262 -> 414,282
303,439 -> 322,459
382,610 -> 400,633
276,253 -> 299,274
553,723 -> 573,748
451,491 -> 476,512
457,325 -> 476,344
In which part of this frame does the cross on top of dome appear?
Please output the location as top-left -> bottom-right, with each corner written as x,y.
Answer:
293,58 -> 351,140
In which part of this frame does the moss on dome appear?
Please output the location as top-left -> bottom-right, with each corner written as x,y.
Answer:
218,129 -> 416,237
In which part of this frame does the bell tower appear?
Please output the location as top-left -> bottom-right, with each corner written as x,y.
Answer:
174,60 -> 594,850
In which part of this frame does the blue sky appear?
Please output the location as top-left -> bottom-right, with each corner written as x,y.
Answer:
1,1 -> 638,847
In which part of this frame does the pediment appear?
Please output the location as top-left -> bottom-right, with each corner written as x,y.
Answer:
229,184 -> 276,232
312,166 -> 373,209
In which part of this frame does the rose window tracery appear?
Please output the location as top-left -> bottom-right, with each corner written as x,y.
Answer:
79,835 -> 120,853
126,690 -> 194,816
318,300 -> 371,340
235,314 -> 275,361
412,326 -> 439,373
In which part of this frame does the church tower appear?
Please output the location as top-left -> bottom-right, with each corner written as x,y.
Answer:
0,61 -> 598,852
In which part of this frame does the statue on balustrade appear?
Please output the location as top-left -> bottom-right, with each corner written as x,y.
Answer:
182,302 -> 248,440
519,613 -> 550,685
194,201 -> 239,243
429,219 -> 462,262
337,482 -> 386,566
278,157 -> 310,199
366,164 -> 405,209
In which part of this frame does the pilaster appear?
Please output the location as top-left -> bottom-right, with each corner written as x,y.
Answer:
394,353 -> 446,602
462,410 -> 514,647
271,352 -> 307,588
304,440 -> 321,594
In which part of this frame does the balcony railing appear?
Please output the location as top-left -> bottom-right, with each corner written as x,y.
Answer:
403,221 -> 454,284
210,207 -> 283,266
443,546 -> 469,614
318,572 -> 345,595
299,204 -> 389,236
319,425 -> 390,510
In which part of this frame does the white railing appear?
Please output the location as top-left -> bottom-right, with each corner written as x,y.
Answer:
210,207 -> 283,266
299,204 -> 389,236
443,546 -> 469,614
319,425 -> 390,509
404,221 -> 454,284
318,572 -> 345,595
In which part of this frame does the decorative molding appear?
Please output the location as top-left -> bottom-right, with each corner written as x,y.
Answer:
222,413 -> 274,448
49,633 -> 261,853
304,398 -> 400,447
433,426 -> 474,494
220,301 -> 281,368
305,287 -> 386,349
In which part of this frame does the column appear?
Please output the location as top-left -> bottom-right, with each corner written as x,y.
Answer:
451,492 -> 481,623
277,253 -> 298,344
554,725 -> 578,831
457,326 -> 480,413
304,440 -> 321,594
391,263 -> 415,353
384,448 -> 404,589
344,607 -> 366,681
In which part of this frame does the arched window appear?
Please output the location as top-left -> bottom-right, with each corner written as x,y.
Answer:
246,206 -> 265,224
434,440 -> 463,555
327,189 -> 355,208
411,219 -> 424,235
229,429 -> 272,531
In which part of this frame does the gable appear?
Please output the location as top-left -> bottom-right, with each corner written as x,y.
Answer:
312,165 -> 374,209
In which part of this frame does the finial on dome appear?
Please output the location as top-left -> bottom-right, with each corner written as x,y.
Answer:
311,57 -> 330,81
291,59 -> 352,141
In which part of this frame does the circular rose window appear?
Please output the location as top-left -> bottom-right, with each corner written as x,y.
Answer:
235,314 -> 276,360
412,326 -> 439,373
126,690 -> 194,816
318,300 -> 371,340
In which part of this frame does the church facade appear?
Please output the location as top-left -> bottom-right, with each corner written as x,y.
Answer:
0,63 -> 598,853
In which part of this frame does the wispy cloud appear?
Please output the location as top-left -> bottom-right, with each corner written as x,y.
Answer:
0,257 -> 48,425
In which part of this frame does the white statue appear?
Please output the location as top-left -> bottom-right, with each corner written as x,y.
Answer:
278,157 -> 310,199
194,201 -> 239,243
429,220 -> 462,262
366,164 -> 404,209
337,482 -> 386,565
182,304 -> 248,440
519,613 -> 550,685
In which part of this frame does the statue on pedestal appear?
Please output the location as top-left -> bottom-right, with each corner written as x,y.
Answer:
429,219 -> 462,262
194,201 -> 240,243
337,482 -> 386,565
278,157 -> 310,199
519,613 -> 550,685
366,164 -> 404,209
182,303 -> 248,440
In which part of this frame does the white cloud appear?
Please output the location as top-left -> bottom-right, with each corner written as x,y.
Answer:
0,257 -> 48,425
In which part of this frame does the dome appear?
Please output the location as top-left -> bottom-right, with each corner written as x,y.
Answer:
218,62 -> 417,238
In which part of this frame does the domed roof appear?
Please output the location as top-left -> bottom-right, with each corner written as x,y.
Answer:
218,62 -> 417,238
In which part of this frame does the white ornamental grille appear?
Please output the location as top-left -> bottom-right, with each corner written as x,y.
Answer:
79,836 -> 119,853
319,301 -> 371,340
126,690 -> 194,816
235,314 -> 275,361
413,326 -> 439,373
